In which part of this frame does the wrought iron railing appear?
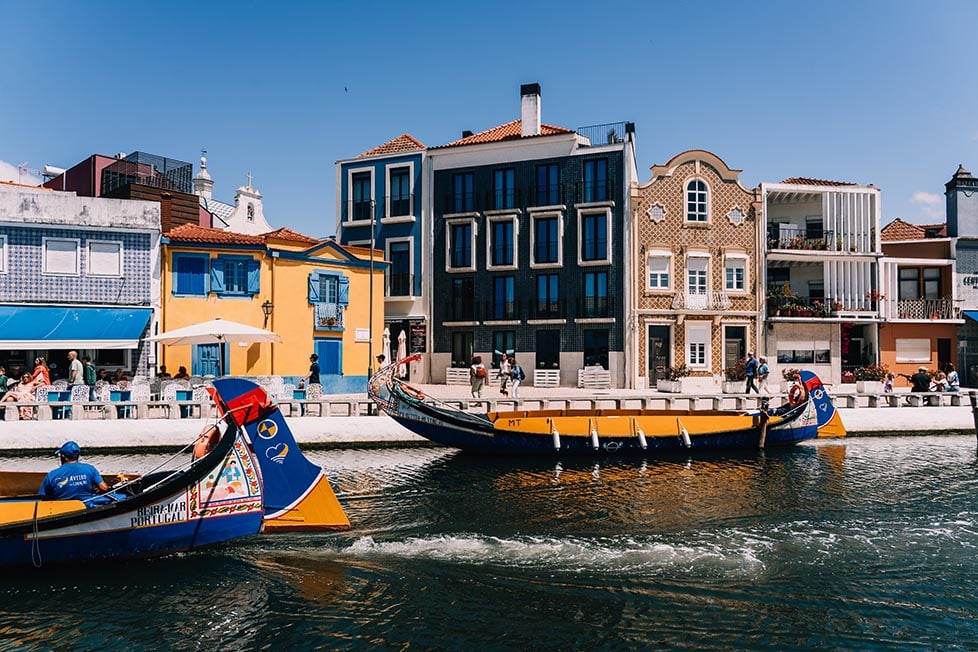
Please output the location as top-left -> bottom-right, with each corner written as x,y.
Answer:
766,225 -> 837,251
576,122 -> 631,146
314,303 -> 344,329
893,297 -> 954,320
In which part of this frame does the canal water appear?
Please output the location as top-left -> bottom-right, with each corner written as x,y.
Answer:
2,435 -> 978,650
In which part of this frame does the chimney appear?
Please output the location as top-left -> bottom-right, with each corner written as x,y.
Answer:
160,192 -> 172,233
462,130 -> 473,138
520,83 -> 541,137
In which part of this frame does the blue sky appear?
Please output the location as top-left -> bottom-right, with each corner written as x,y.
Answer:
3,1 -> 976,236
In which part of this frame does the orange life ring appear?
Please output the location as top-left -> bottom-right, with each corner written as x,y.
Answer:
192,425 -> 220,460
400,384 -> 426,401
787,384 -> 805,407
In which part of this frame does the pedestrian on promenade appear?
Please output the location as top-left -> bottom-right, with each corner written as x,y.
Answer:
68,351 -> 84,387
303,354 -> 321,387
0,365 -> 7,400
883,373 -> 894,393
745,352 -> 758,394
470,355 -> 486,398
757,357 -> 771,394
81,355 -> 97,400
376,354 -> 386,368
509,356 -> 525,399
498,353 -> 511,397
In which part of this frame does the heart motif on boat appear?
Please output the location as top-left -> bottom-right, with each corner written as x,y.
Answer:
266,443 -> 289,464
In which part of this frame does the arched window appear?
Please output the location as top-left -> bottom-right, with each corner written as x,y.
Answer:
686,179 -> 708,222
247,203 -> 255,221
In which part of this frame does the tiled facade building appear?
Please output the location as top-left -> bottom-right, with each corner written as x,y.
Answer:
631,150 -> 760,391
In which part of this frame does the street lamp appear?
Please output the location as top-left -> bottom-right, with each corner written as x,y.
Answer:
261,300 -> 274,328
367,200 -> 377,414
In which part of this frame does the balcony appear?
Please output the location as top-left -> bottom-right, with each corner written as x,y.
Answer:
767,225 -> 836,252
671,291 -> 731,311
314,303 -> 344,330
766,295 -> 878,318
891,297 -> 956,320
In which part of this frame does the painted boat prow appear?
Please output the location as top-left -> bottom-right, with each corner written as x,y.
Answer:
210,378 -> 350,532
800,371 -> 846,438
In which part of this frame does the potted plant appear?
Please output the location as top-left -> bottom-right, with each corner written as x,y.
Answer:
657,363 -> 690,393
855,363 -> 888,393
723,359 -> 747,393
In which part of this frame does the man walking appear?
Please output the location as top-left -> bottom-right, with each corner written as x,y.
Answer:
745,352 -> 759,394
68,351 -> 85,387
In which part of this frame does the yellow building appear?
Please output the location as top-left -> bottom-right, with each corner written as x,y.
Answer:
159,225 -> 386,389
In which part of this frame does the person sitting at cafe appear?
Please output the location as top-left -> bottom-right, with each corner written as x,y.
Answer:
157,365 -> 172,380
32,357 -> 50,386
1,372 -> 42,420
112,368 -> 129,384
173,366 -> 190,380
97,368 -> 110,383
39,441 -> 114,507
0,365 -> 7,400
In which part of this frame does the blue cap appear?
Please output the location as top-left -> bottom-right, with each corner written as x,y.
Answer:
56,441 -> 81,458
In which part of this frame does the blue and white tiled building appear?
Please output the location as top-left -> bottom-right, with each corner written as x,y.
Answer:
0,183 -> 160,380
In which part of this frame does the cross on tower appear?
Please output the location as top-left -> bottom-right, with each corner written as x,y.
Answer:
246,171 -> 254,188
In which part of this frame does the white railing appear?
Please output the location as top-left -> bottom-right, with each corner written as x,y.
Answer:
671,291 -> 731,311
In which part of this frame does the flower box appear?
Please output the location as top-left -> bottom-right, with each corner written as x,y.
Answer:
656,379 -> 683,393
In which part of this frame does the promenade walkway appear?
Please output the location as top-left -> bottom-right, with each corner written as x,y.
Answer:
1,382 -> 974,454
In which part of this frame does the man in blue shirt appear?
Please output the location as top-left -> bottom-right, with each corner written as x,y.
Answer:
40,441 -> 110,507
745,352 -> 759,394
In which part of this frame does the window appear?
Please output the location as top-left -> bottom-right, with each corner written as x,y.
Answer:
493,276 -> 515,319
647,251 -> 671,289
687,256 -> 708,295
686,322 -> 709,368
899,268 -> 919,300
453,172 -> 474,213
536,164 -> 559,205
450,278 -> 475,321
532,214 -> 560,265
388,240 -> 411,296
583,329 -> 609,368
494,168 -> 515,210
448,220 -> 475,270
489,218 -> 515,267
580,211 -> 608,263
583,159 -> 608,202
724,256 -> 746,292
583,271 -> 609,318
42,237 -> 79,275
452,331 -> 474,367
308,272 -> 350,328
493,331 -> 516,365
768,267 -> 789,292
319,275 -> 339,304
88,241 -> 122,277
686,179 -> 708,222
895,338 -> 931,363
247,204 -> 255,222
923,267 -> 941,299
805,217 -> 823,240
172,253 -> 209,296
351,171 -> 372,221
0,235 -> 6,274
212,255 -> 259,296
389,166 -> 411,217
536,273 -> 559,318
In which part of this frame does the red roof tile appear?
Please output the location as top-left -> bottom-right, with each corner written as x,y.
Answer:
357,134 -> 425,158
781,177 -> 859,187
165,224 -> 265,245
262,227 -> 321,244
0,180 -> 48,190
433,119 -> 574,149
881,218 -> 947,241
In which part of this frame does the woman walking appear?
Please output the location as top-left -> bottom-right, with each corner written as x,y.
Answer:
470,356 -> 486,398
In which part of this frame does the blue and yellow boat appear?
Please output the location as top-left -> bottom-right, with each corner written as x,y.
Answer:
370,357 -> 845,456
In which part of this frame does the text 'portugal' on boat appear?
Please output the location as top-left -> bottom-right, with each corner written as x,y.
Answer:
368,356 -> 846,456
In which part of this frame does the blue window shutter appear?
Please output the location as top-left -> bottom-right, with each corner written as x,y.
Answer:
338,276 -> 350,305
247,259 -> 260,294
308,273 -> 320,303
210,260 -> 225,293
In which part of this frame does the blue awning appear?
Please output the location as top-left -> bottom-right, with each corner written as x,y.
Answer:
0,306 -> 152,349
964,310 -> 978,323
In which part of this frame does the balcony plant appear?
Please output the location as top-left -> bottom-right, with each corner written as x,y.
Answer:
723,359 -> 747,393
657,363 -> 690,393
854,363 -> 888,393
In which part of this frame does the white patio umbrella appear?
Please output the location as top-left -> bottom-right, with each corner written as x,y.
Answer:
396,329 -> 408,378
381,327 -> 392,368
147,318 -> 281,376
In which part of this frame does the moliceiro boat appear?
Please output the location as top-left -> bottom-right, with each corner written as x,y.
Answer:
0,379 -> 350,569
369,357 -> 845,455
0,412 -> 265,569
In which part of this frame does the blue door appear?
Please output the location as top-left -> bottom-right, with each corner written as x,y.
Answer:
193,342 -> 228,377
315,339 -> 342,375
